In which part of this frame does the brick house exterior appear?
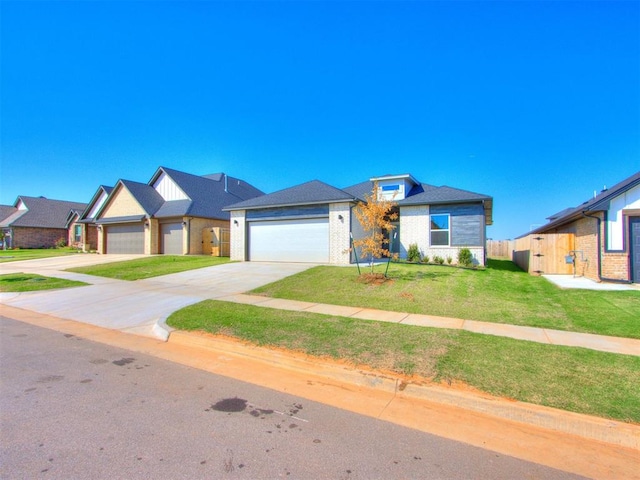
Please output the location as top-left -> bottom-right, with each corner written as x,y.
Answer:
523,171 -> 640,283
0,196 -> 87,249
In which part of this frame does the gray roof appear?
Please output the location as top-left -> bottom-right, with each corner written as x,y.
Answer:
529,170 -> 640,235
79,185 -> 113,222
343,180 -> 492,206
120,180 -> 166,216
155,167 -> 264,219
0,196 -> 87,229
0,205 -> 18,225
224,180 -> 359,210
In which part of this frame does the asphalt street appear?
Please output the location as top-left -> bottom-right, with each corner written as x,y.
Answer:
0,317 -> 585,480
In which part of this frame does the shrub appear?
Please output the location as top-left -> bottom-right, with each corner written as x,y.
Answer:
407,243 -> 421,262
55,238 -> 67,248
422,255 -> 430,264
457,247 -> 473,267
433,255 -> 444,265
446,256 -> 452,264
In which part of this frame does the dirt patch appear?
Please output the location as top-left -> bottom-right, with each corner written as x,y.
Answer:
356,273 -> 393,285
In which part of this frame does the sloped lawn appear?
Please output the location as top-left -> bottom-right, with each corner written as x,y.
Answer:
251,259 -> 640,339
168,300 -> 640,423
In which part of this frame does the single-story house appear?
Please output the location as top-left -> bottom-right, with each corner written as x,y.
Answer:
518,170 -> 640,283
91,166 -> 263,255
224,173 -> 493,265
0,196 -> 87,249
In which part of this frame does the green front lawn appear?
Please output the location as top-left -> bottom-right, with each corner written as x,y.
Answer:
66,255 -> 231,280
167,300 -> 640,423
251,260 -> 640,339
0,248 -> 81,263
0,273 -> 88,292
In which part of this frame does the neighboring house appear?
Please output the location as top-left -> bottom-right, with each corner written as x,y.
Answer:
517,170 -> 640,283
224,173 -> 493,265
92,166 -> 263,255
74,185 -> 114,251
0,196 -> 87,249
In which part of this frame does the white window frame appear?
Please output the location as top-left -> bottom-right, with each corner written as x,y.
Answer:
430,213 -> 450,246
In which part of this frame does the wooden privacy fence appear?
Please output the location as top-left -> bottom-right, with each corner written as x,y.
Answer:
202,227 -> 230,257
486,240 -> 514,258
512,233 -> 575,275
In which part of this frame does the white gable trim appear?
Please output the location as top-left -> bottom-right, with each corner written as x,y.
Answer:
153,171 -> 188,201
606,183 -> 640,250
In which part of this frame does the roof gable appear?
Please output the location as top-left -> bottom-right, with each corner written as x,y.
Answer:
96,180 -> 164,219
2,196 -> 87,229
530,170 -> 640,234
80,185 -> 113,222
154,166 -> 264,219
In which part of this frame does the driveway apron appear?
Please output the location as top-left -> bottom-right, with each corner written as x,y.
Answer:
0,257 -> 313,339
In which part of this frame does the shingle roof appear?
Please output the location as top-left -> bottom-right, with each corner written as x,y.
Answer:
224,180 -> 358,210
152,167 -> 265,220
0,205 -> 18,225
1,196 -> 87,229
529,170 -> 640,235
343,180 -> 491,205
79,186 -> 113,222
120,180 -> 166,216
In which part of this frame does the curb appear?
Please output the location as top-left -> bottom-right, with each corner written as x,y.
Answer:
168,330 -> 640,450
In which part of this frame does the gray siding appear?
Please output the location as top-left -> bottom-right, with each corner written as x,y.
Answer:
430,203 -> 484,246
246,205 -> 329,221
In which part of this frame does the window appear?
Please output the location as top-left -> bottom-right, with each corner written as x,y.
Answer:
74,225 -> 82,243
381,184 -> 400,191
430,214 -> 450,246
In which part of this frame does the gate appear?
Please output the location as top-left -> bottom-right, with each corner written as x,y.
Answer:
203,227 -> 230,257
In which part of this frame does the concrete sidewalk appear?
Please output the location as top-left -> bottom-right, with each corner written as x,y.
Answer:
0,257 -> 315,339
215,293 -> 640,357
1,255 -> 638,355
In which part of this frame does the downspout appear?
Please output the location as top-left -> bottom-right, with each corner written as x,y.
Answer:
581,211 -> 631,284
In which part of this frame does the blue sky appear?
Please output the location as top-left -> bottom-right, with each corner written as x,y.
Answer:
1,1 -> 638,239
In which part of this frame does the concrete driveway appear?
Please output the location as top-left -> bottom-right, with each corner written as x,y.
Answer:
0,255 -> 313,339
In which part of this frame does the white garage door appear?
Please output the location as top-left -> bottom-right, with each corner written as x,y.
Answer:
106,224 -> 144,254
249,218 -> 329,263
161,223 -> 183,255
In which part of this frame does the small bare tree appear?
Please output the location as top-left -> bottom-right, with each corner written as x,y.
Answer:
352,181 -> 398,273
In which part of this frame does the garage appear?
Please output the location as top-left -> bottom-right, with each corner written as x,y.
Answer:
106,224 -> 144,254
161,222 -> 183,254
248,218 -> 329,262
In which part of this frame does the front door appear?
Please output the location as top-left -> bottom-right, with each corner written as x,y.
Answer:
631,217 -> 640,283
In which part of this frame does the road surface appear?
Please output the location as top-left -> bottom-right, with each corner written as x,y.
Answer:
1,317 -> 584,479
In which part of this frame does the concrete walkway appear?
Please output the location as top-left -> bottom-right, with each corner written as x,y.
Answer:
1,255 -> 638,355
0,256 -> 314,339
217,293 -> 640,356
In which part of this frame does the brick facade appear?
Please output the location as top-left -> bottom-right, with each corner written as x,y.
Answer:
551,212 -> 630,282
11,227 -> 67,249
230,210 -> 247,261
329,203 -> 351,264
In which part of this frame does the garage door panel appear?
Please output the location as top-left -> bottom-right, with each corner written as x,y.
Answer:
161,223 -> 183,255
249,218 -> 329,263
106,224 -> 144,254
